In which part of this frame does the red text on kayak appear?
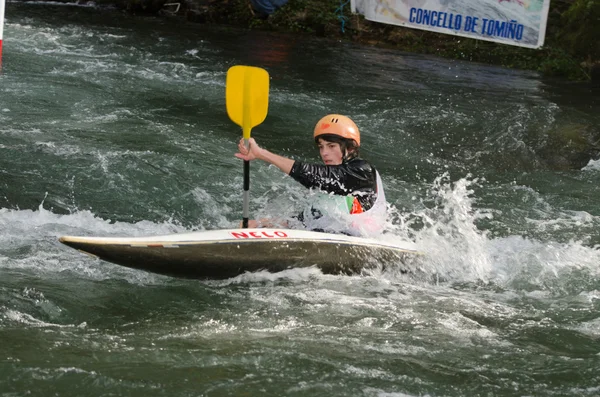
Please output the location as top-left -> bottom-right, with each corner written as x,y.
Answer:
230,231 -> 288,239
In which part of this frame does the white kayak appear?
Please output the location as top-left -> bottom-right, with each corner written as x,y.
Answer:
59,228 -> 421,280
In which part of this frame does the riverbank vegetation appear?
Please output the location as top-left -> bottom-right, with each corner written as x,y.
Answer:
112,0 -> 599,81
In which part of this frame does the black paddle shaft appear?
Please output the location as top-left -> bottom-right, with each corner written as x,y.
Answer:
242,160 -> 250,228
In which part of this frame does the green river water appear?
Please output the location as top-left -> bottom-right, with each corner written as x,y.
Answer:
1,3 -> 600,396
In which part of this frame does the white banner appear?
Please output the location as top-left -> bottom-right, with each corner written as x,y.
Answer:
351,0 -> 551,49
0,0 -> 4,41
0,0 -> 5,66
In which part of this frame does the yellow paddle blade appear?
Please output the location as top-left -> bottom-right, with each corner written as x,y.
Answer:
226,65 -> 269,139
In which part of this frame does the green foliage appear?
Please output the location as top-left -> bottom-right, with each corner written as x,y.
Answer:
247,0 -> 343,33
560,0 -> 600,59
122,0 -> 168,14
538,48 -> 588,80
172,0 -> 600,80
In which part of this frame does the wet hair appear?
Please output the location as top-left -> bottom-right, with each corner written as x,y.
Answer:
315,134 -> 359,162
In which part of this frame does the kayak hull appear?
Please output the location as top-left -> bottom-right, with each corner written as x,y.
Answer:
59,228 -> 420,280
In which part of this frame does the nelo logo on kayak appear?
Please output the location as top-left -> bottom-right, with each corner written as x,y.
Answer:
230,231 -> 288,239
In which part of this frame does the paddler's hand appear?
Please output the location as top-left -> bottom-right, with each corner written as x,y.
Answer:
235,138 -> 295,175
235,138 -> 263,161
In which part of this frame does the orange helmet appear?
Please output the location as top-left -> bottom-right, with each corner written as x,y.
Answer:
313,114 -> 360,147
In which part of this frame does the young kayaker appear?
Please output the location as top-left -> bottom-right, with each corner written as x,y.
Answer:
234,114 -> 387,236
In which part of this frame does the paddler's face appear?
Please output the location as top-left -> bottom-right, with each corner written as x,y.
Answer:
317,139 -> 343,165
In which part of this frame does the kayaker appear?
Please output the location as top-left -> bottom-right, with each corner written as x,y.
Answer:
235,114 -> 387,236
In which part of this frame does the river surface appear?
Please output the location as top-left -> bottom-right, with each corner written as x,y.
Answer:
1,2 -> 600,396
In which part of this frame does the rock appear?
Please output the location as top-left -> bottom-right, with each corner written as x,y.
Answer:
539,124 -> 600,170
591,62 -> 600,85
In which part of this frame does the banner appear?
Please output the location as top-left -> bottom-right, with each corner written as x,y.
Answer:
351,0 -> 551,49
0,0 -> 4,68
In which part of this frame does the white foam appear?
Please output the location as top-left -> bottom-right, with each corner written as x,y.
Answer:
385,175 -> 493,283
362,390 -> 422,397
2,309 -> 66,328
11,1 -> 100,8
1,168 -> 598,296
0,203 -> 187,283
583,158 -> 600,171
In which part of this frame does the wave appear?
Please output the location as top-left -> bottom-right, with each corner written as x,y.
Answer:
1,176 -> 598,296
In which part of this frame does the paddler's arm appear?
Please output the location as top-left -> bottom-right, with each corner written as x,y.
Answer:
235,138 -> 295,174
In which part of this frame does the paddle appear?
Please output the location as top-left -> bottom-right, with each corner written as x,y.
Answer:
226,65 -> 269,228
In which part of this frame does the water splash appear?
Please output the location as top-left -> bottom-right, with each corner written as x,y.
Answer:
583,159 -> 600,171
382,174 -> 600,296
385,174 -> 493,283
1,175 -> 599,297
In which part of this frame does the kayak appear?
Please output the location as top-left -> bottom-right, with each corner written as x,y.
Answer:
59,228 -> 421,280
